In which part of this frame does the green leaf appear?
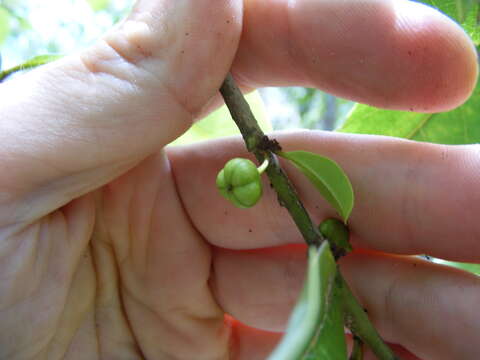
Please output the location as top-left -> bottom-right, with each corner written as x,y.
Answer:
303,280 -> 348,360
281,151 -> 354,222
338,80 -> 480,145
0,54 -> 63,82
169,91 -> 271,145
449,262 -> 480,275
268,243 -> 338,360
434,259 -> 480,275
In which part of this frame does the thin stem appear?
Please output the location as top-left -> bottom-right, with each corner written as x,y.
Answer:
349,336 -> 364,360
257,158 -> 269,174
219,74 -> 265,152
339,274 -> 400,360
0,55 -> 62,82
220,73 -> 324,247
219,73 -> 399,360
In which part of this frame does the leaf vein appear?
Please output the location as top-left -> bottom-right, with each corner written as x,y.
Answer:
405,113 -> 434,139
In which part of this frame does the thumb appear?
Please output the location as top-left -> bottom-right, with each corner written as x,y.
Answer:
0,0 -> 242,224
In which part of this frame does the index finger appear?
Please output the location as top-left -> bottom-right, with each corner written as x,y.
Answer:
168,132 -> 480,263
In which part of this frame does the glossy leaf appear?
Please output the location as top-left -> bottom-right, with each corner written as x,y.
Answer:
0,54 -> 63,82
170,92 -> 271,145
268,243 -> 337,360
281,151 -> 354,222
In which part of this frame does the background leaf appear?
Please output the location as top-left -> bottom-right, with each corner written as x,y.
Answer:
170,91 -> 271,145
454,0 -> 474,22
338,80 -> 480,144
281,151 -> 354,222
268,243 -> 337,360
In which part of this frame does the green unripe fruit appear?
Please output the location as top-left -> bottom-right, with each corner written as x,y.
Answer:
319,218 -> 352,253
216,158 -> 263,208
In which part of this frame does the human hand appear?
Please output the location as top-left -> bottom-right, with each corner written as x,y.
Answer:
0,1 -> 477,359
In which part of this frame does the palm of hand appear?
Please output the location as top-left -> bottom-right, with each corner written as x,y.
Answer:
3,152 -> 228,359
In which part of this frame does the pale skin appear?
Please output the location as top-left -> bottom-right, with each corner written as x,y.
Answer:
0,0 -> 478,359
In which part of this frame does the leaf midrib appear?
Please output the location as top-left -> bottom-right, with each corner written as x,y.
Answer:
405,113 -> 434,139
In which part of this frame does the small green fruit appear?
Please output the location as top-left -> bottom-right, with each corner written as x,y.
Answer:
216,158 -> 262,208
319,218 -> 352,253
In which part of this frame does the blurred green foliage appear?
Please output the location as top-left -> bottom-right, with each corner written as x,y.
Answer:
283,88 -> 354,131
170,92 -> 271,145
423,0 -> 479,43
0,0 -> 134,68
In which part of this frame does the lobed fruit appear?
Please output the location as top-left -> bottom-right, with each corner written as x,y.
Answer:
216,158 -> 263,208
